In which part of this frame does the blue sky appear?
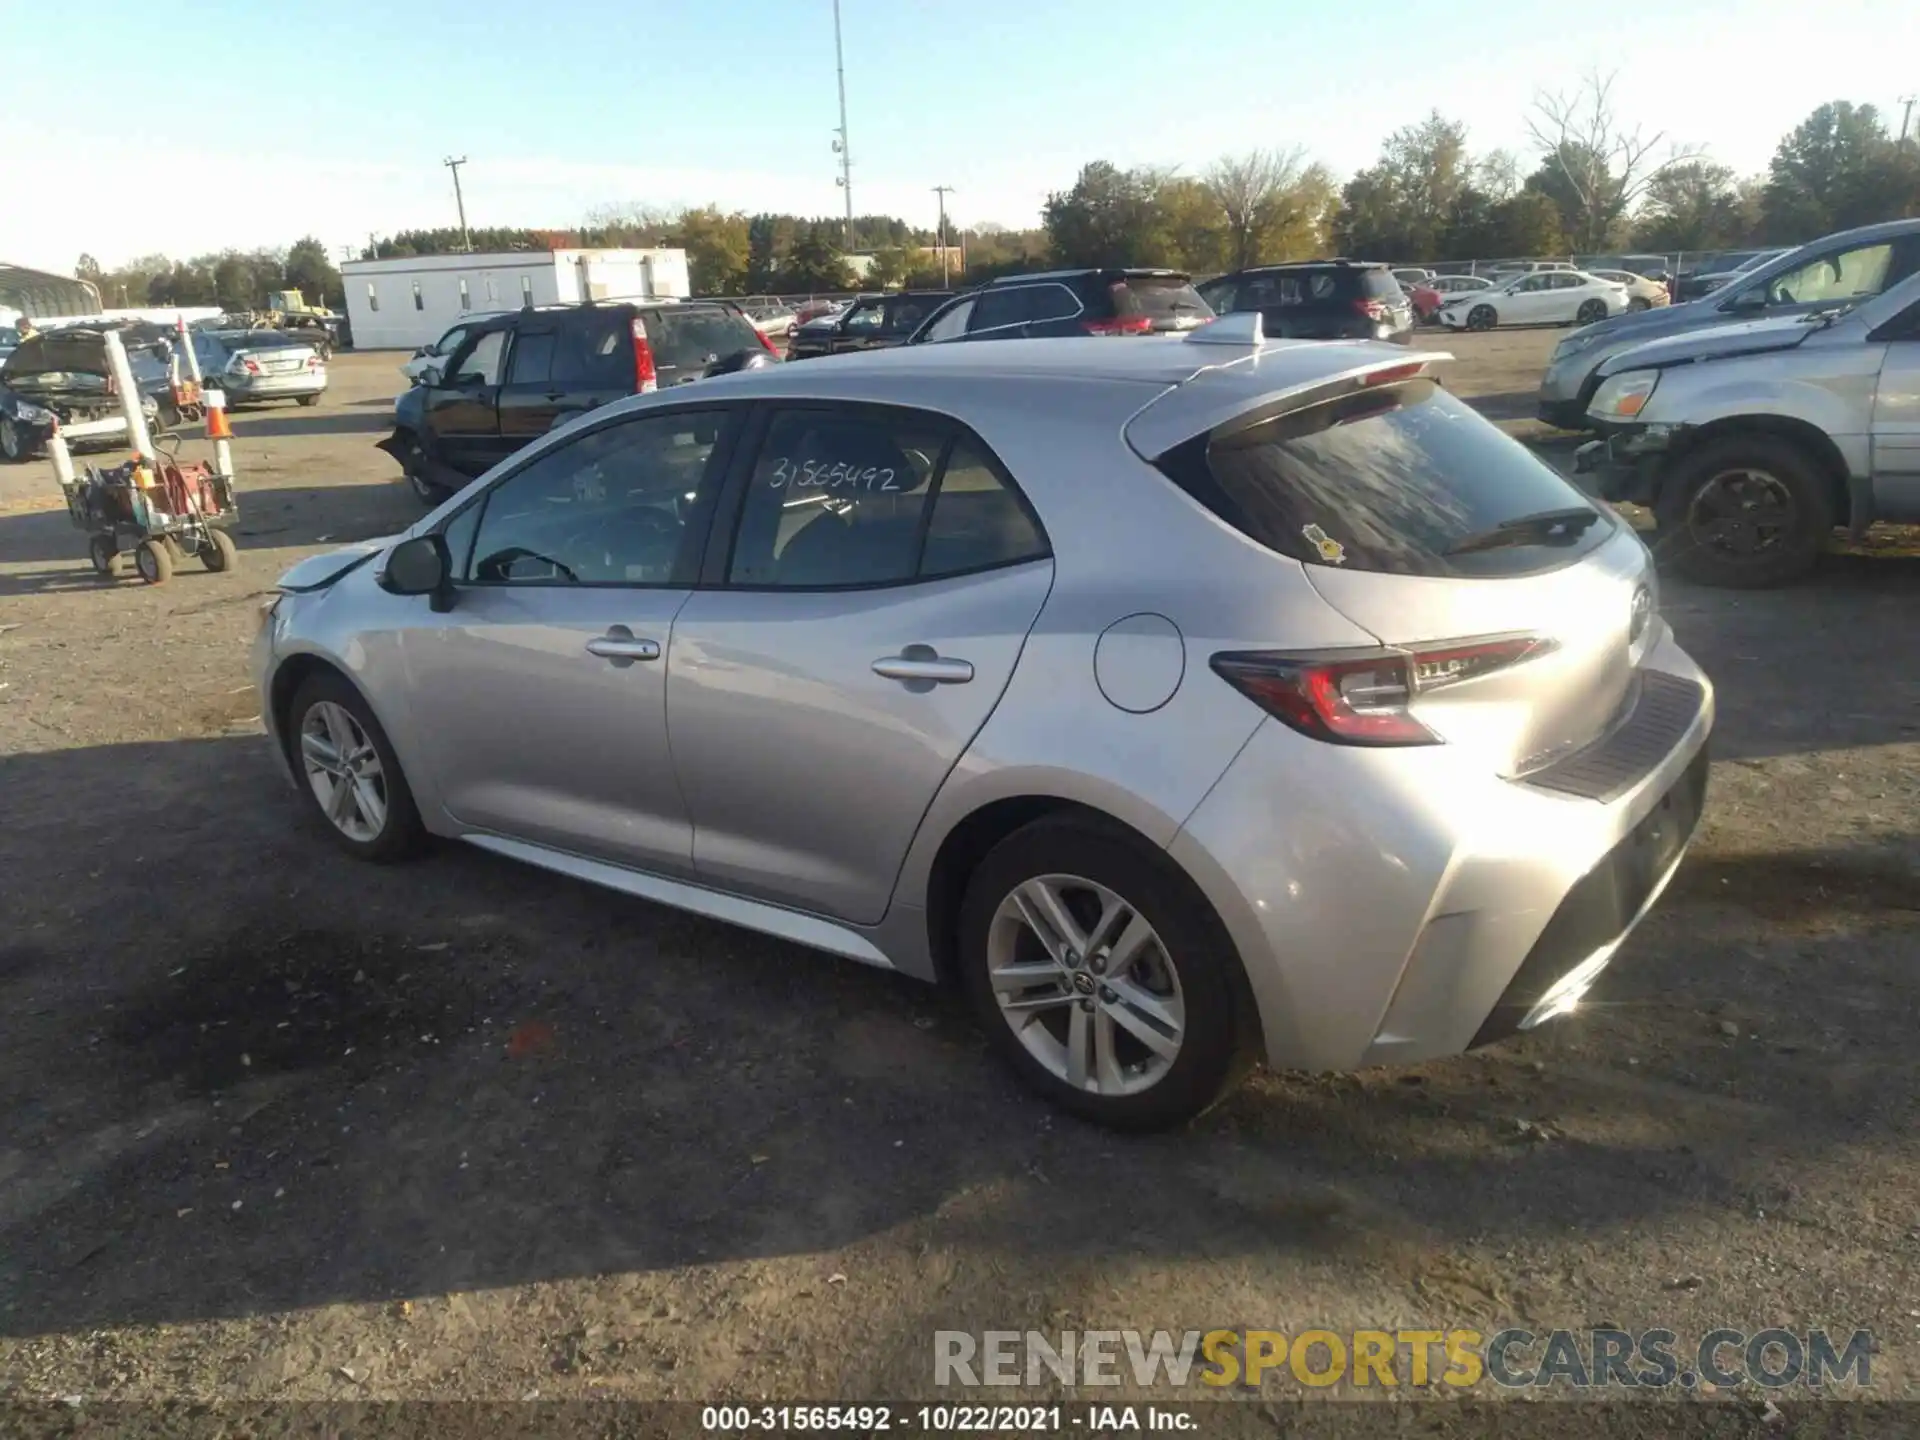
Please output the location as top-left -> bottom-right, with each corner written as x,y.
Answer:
4,0 -> 1914,270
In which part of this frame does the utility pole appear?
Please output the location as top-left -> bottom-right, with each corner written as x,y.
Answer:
831,0 -> 854,250
932,185 -> 955,286
443,156 -> 472,252
1901,95 -> 1916,144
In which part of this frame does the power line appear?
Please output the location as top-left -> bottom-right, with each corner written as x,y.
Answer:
443,156 -> 472,252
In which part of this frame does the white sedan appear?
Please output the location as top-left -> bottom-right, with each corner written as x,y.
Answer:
1437,270 -> 1630,331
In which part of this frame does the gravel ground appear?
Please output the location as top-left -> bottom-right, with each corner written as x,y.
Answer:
0,333 -> 1915,1436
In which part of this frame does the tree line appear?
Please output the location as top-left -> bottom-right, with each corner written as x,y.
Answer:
71,81 -> 1920,311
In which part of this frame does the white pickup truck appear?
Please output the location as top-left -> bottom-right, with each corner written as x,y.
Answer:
1575,269 -> 1920,587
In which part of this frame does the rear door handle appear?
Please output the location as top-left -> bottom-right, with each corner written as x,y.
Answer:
586,625 -> 661,665
873,651 -> 973,684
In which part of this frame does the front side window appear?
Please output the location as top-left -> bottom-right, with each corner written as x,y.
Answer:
465,410 -> 728,586
725,408 -> 1045,588
842,301 -> 886,332
450,330 -> 506,385
1765,243 -> 1894,306
920,297 -> 974,342
886,295 -> 943,333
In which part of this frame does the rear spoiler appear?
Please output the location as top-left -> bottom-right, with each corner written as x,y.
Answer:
1123,316 -> 1452,461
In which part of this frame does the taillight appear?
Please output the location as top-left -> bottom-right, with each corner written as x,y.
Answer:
631,317 -> 657,393
307,355 -> 320,370
1210,636 -> 1555,747
242,357 -> 261,375
1083,315 -> 1155,336
1353,298 -> 1389,322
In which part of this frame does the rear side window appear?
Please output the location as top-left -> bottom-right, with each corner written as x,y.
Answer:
1359,270 -> 1404,298
1155,382 -> 1610,579
506,330 -> 555,384
972,287 -> 1032,331
1111,275 -> 1211,321
553,312 -> 630,387
646,307 -> 761,369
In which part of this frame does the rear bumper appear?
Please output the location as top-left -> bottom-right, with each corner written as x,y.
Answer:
228,372 -> 327,399
1168,629 -> 1714,1072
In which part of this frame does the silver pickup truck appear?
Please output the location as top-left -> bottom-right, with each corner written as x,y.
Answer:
1574,269 -> 1920,587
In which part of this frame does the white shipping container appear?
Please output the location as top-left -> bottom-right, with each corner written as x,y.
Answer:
341,248 -> 691,350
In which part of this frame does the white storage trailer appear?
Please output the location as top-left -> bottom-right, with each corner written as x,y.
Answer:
339,248 -> 691,350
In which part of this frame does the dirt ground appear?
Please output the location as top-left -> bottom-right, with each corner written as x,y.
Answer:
1,333 -> 1916,1435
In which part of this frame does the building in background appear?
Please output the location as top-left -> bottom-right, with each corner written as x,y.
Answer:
0,262 -> 103,323
340,248 -> 691,350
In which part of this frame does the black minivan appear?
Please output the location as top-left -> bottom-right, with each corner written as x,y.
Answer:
1196,261 -> 1415,343
384,299 -> 777,502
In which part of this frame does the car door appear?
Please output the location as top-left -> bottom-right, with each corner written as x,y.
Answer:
1502,274 -> 1550,322
494,322 -> 561,449
1869,292 -> 1920,521
397,405 -> 740,873
833,299 -> 888,353
667,403 -> 1054,923
423,328 -> 510,476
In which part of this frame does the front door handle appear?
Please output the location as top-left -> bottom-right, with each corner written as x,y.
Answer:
586,625 -> 661,666
873,649 -> 973,684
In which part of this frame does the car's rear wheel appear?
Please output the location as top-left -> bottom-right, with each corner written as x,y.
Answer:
958,817 -> 1251,1131
1466,304 -> 1497,331
0,416 -> 28,463
1576,299 -> 1608,325
1654,435 -> 1833,588
297,394 -> 321,407
1627,297 -> 1652,312
287,672 -> 425,861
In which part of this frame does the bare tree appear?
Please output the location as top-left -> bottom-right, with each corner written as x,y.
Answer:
1204,148 -> 1321,270
1477,149 -> 1521,201
1526,70 -> 1700,250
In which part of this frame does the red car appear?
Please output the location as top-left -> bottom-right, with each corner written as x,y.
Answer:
1408,282 -> 1445,323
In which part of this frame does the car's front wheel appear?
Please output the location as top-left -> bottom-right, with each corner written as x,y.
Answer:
1466,304 -> 1497,331
1653,435 -> 1834,588
287,671 -> 426,861
0,416 -> 29,463
959,817 -> 1252,1130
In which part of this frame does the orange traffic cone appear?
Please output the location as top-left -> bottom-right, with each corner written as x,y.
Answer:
206,405 -> 232,441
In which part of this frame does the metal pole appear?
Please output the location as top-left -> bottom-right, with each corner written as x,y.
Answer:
1901,95 -> 1916,144
177,315 -> 203,385
833,0 -> 853,250
932,186 -> 954,287
444,156 -> 472,251
101,330 -> 155,465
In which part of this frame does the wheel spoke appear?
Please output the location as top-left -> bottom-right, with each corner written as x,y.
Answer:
1065,1004 -> 1092,1089
1082,894 -> 1130,957
324,773 -> 356,825
992,959 -> 1066,993
1017,879 -> 1087,958
1102,978 -> 1183,1060
321,704 -> 356,758
1002,988 -> 1074,1015
1093,1008 -> 1125,1092
300,729 -> 340,772
1104,912 -> 1158,977
351,776 -> 386,833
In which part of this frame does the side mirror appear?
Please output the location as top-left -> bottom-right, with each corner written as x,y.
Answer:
380,534 -> 452,610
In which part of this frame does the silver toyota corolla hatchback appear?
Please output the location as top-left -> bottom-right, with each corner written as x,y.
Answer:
255,317 -> 1713,1129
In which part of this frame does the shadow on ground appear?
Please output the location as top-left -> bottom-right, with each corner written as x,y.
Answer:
230,409 -> 394,440
0,735 -> 1913,1340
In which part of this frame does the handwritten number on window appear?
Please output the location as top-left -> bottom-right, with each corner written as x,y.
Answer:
767,456 -> 899,492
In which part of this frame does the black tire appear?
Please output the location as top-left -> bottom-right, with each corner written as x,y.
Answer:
134,538 -> 173,585
0,416 -> 28,463
1466,304 -> 1497,332
405,450 -> 450,505
285,671 -> 427,862
1627,296 -> 1651,312
87,534 -> 119,577
1576,299 -> 1608,325
297,393 -> 321,407
199,528 -> 239,572
958,817 -> 1253,1131
1653,435 -> 1834,588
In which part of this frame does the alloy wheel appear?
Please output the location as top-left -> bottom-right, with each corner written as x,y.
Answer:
0,417 -> 21,461
1686,467 -> 1796,558
986,874 -> 1185,1096
299,700 -> 389,843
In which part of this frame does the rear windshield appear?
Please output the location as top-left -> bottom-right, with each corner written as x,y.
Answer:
238,331 -> 308,349
1155,381 -> 1612,578
644,307 -> 761,369
1111,275 -> 1212,322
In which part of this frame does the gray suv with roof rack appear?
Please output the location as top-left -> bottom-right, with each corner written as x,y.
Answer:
1539,218 -> 1920,430
906,269 -> 1213,344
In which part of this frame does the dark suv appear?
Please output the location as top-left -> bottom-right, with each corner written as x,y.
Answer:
907,268 -> 1212,344
1196,261 -> 1415,343
383,299 -> 777,502
787,290 -> 954,359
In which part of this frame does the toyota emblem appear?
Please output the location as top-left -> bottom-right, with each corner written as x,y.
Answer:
1628,585 -> 1652,643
